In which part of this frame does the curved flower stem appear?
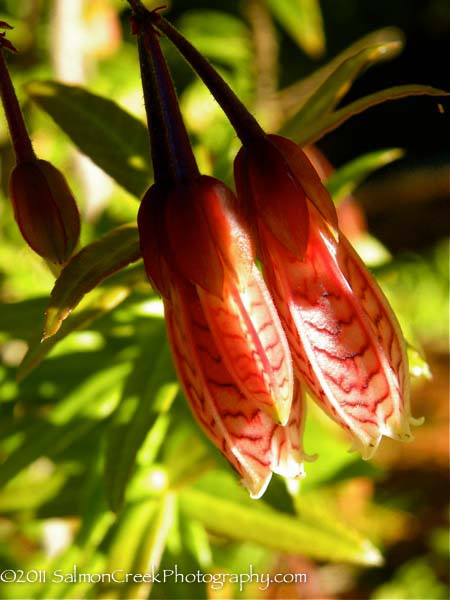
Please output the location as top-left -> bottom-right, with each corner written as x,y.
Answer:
130,4 -> 198,185
0,48 -> 36,163
126,1 -> 267,149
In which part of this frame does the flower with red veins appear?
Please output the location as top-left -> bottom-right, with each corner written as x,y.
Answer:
138,175 -> 303,497
235,134 -> 422,458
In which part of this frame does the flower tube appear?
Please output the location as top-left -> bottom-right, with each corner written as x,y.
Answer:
131,12 -> 303,496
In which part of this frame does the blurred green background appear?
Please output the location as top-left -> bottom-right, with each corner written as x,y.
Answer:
0,1 -> 448,599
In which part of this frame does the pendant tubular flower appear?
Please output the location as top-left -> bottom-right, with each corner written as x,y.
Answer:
130,13 -> 303,496
139,176 -> 294,426
235,134 -> 422,458
138,176 -> 301,497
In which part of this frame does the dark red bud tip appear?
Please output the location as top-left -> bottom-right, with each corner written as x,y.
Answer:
9,159 -> 81,264
0,32 -> 17,54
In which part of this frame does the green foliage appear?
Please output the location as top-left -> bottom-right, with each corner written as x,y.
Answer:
0,2 -> 448,600
25,81 -> 152,197
265,0 -> 326,58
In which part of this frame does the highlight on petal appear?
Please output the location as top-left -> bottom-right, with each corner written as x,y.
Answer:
198,264 -> 294,425
259,204 -> 419,458
165,278 -> 301,498
165,176 -> 254,297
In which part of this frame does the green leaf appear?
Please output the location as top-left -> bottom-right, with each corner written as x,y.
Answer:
0,468 -> 67,512
39,461 -> 115,600
0,363 -> 129,487
0,298 -> 47,338
297,84 -> 449,145
104,494 -> 176,599
25,80 -> 152,197
105,330 -> 178,512
179,472 -> 383,565
278,27 -> 404,119
326,148 -> 404,204
44,224 -> 141,340
17,285 -> 132,381
179,10 -> 252,67
407,343 -> 432,381
265,0 -> 325,58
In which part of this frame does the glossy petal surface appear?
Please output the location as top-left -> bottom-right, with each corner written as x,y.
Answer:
261,206 -> 416,457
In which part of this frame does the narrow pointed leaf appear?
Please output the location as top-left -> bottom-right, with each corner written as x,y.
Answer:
0,364 -> 129,486
326,148 -> 404,204
25,81 -> 152,197
265,0 -> 325,58
179,479 -> 382,565
17,285 -> 132,381
105,330 -> 178,512
104,494 -> 176,599
297,85 -> 449,145
44,224 -> 141,340
281,42 -> 405,138
278,27 -> 404,118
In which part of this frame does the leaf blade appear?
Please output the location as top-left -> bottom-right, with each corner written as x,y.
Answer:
298,85 -> 449,145
265,0 -> 326,58
179,475 -> 383,565
44,224 -> 141,340
25,80 -> 152,197
326,148 -> 404,204
277,27 -> 404,118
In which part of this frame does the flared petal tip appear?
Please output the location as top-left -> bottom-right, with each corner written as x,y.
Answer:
349,412 -> 425,460
361,542 -> 384,567
381,412 -> 425,443
242,471 -> 273,500
348,436 -> 382,461
272,444 -> 310,480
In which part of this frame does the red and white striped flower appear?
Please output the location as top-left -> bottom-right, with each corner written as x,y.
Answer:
235,134 -> 422,458
138,175 -> 306,497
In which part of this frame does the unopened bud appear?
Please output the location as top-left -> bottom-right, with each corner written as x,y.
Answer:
9,159 -> 81,264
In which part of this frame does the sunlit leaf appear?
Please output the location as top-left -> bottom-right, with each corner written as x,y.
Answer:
0,467 -> 67,512
0,363 -> 129,486
105,330 -> 177,512
278,27 -> 404,119
44,224 -> 141,340
326,148 -> 404,204
39,463 -> 115,600
102,494 -> 175,599
178,10 -> 252,67
17,285 -> 132,381
180,472 -> 383,565
265,0 -> 325,58
351,233 -> 392,268
25,80 -> 152,197
407,343 -> 432,381
296,85 -> 448,144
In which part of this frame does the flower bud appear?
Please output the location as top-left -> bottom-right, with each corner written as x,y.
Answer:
9,159 -> 81,264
